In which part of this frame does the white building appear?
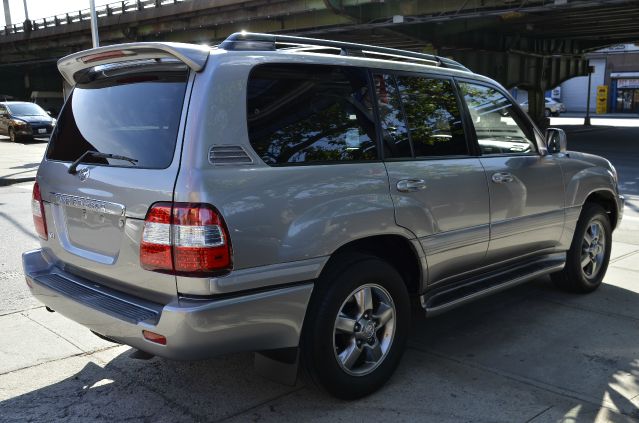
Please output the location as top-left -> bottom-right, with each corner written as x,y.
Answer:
513,43 -> 639,114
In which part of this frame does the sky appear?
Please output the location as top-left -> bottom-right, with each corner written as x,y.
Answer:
1,0 -> 113,26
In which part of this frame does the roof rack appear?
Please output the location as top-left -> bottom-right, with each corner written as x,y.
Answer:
219,32 -> 470,72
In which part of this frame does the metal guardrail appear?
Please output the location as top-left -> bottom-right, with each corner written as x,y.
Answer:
1,0 -> 188,36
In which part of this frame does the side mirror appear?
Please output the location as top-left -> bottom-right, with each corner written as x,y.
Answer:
46,110 -> 53,116
546,127 -> 567,154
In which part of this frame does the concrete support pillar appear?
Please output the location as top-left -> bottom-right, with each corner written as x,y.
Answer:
528,86 -> 549,130
527,58 -> 551,130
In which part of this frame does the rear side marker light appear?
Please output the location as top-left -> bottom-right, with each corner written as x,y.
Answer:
140,203 -> 232,276
142,330 -> 166,345
32,182 -> 48,240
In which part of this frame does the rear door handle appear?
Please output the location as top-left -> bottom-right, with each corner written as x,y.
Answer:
491,172 -> 514,183
396,179 -> 427,192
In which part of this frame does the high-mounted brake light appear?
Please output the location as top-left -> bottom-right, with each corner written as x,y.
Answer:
32,182 -> 48,240
140,203 -> 232,276
80,49 -> 136,64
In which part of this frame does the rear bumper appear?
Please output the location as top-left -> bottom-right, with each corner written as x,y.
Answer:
22,249 -> 313,360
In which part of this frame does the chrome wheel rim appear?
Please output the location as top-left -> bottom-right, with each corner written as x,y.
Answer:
581,219 -> 606,280
332,283 -> 396,376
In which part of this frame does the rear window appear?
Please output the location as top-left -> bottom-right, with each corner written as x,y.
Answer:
46,68 -> 188,169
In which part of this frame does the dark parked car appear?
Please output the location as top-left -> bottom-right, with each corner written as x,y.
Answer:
0,101 -> 56,142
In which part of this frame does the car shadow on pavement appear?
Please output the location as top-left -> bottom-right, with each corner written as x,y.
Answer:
19,138 -> 49,145
2,277 -> 639,422
0,349 -> 303,422
0,138 -> 48,145
9,162 -> 39,170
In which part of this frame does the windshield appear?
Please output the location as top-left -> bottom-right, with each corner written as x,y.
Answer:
8,103 -> 47,116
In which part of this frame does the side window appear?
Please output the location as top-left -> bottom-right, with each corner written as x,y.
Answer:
374,73 -> 412,158
459,82 -> 537,155
247,64 -> 377,165
396,76 -> 468,157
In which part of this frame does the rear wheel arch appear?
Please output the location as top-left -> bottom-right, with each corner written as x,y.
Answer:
319,235 -> 423,296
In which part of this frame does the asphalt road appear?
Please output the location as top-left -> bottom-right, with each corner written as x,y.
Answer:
0,123 -> 638,422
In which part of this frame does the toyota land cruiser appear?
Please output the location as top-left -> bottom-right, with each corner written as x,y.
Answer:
23,32 -> 624,399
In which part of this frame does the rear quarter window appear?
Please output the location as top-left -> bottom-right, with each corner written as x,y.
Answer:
246,64 -> 378,165
46,68 -> 188,169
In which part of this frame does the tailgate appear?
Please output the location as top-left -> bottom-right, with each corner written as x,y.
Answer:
36,61 -> 193,303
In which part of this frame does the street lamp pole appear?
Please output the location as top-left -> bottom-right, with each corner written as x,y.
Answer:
3,0 -> 11,27
21,0 -> 28,20
89,0 -> 99,47
584,65 -> 594,126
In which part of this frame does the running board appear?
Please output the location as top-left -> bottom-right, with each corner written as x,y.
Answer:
421,253 -> 566,317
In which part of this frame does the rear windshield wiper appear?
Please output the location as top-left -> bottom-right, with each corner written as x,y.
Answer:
68,150 -> 139,174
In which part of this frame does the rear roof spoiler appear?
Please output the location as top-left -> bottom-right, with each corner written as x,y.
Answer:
57,42 -> 210,85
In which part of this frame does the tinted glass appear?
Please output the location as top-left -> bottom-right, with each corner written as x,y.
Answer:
396,76 -> 468,157
374,73 -> 412,158
47,69 -> 188,169
460,82 -> 537,155
7,103 -> 46,116
247,64 -> 377,165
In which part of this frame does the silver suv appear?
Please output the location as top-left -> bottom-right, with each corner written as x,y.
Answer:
23,32 -> 624,399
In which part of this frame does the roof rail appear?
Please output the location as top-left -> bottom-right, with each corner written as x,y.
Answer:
58,42 -> 210,85
219,32 -> 470,72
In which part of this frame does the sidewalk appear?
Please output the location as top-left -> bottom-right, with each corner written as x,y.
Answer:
551,115 -> 639,128
560,112 -> 639,119
1,225 -> 638,422
0,137 -> 47,186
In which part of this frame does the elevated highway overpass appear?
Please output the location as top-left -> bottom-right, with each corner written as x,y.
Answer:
1,0 -> 639,124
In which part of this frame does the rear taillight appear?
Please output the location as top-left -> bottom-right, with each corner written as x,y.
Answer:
140,204 -> 173,272
31,182 -> 48,240
140,203 -> 232,276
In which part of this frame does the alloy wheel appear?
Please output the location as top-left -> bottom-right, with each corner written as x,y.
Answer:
332,283 -> 396,376
581,219 -> 606,280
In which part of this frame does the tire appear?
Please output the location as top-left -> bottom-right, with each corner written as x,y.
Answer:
301,252 -> 410,399
8,127 -> 17,143
544,108 -> 551,117
551,203 -> 612,293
